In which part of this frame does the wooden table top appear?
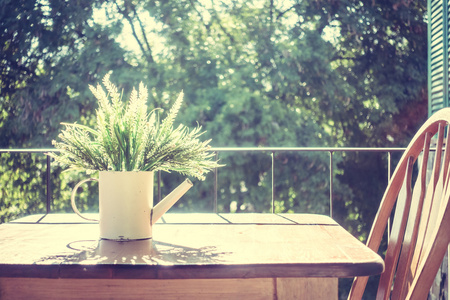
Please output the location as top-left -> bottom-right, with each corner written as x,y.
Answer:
0,213 -> 384,280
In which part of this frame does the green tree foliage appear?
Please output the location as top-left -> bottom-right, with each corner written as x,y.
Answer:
0,0 -> 428,298
0,0 -> 138,221
0,0 -> 140,147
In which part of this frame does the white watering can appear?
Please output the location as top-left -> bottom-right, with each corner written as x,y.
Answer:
71,171 -> 193,241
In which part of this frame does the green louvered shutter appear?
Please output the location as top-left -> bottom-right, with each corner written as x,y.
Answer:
428,0 -> 450,116
427,2 -> 450,299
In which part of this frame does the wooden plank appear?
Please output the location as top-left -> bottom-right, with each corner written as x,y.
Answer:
0,277 -> 274,300
9,213 -> 99,224
219,213 -> 295,224
0,277 -> 338,300
276,277 -> 338,300
160,213 -> 228,224
8,214 -> 47,223
278,213 -> 338,225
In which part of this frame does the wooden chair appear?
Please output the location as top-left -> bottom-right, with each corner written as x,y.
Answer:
348,108 -> 450,300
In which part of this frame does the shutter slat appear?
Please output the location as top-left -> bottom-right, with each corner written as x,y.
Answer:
429,0 -> 449,115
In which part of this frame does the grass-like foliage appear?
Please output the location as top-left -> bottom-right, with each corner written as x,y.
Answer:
48,73 -> 222,180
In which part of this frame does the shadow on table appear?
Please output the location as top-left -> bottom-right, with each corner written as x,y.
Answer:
36,239 -> 230,265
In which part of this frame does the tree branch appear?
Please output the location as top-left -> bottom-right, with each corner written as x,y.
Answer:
113,0 -> 155,64
208,0 -> 235,43
130,3 -> 154,62
276,4 -> 297,21
189,0 -> 211,32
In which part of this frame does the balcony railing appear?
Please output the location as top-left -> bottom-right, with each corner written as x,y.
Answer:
0,147 -> 406,218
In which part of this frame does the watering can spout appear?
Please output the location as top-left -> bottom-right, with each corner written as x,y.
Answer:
151,179 -> 193,225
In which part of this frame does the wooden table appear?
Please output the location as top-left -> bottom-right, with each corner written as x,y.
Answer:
0,213 -> 383,300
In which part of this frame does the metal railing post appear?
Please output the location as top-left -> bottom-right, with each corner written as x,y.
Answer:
387,152 -> 392,238
271,151 -> 275,214
157,171 -> 161,203
329,151 -> 334,218
388,152 -> 392,182
46,155 -> 52,214
214,151 -> 218,213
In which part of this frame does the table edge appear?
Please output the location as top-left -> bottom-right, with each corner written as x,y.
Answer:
0,260 -> 384,280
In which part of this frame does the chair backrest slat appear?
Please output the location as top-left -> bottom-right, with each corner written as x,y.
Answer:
347,108 -> 450,300
376,156 -> 414,300
417,124 -> 444,241
406,177 -> 450,299
408,124 -> 445,285
423,128 -> 450,248
391,133 -> 431,300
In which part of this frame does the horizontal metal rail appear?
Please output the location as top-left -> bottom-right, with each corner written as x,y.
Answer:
0,147 -> 407,218
0,147 -> 407,153
210,147 -> 406,152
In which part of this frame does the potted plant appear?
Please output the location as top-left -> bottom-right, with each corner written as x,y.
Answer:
48,72 -> 222,240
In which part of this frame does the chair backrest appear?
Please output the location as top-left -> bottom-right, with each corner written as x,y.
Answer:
348,108 -> 450,300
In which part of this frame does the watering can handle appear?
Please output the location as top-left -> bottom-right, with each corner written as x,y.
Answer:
71,178 -> 99,222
